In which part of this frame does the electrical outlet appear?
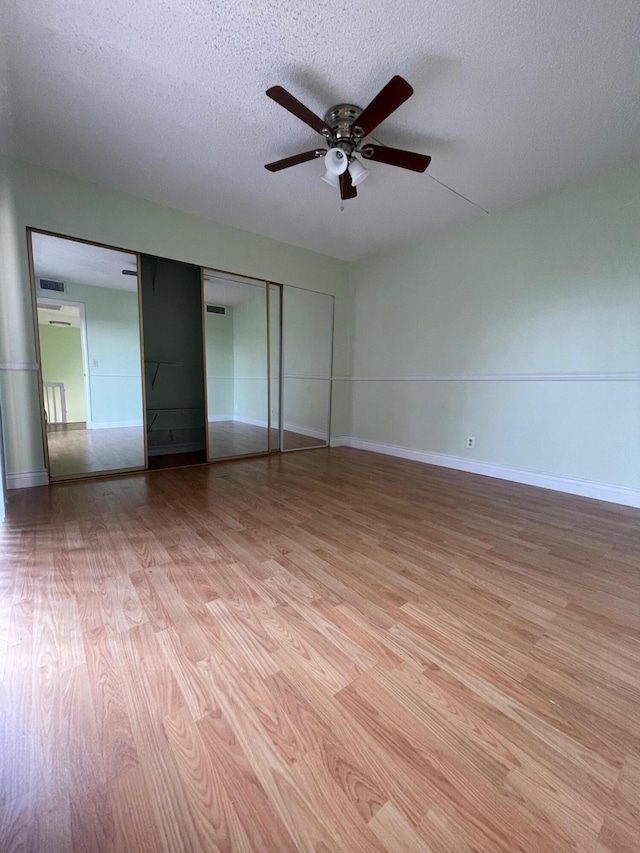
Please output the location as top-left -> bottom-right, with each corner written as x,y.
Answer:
466,436 -> 475,449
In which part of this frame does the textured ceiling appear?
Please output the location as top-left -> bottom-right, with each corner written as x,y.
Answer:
204,272 -> 267,308
3,0 -> 640,261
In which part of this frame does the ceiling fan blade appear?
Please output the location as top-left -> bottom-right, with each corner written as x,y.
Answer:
265,150 -> 324,172
340,171 -> 357,200
354,76 -> 414,137
266,86 -> 328,136
360,144 -> 431,172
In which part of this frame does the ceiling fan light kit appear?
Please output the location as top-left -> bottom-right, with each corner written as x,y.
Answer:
348,156 -> 369,186
324,147 -> 349,175
321,170 -> 340,188
264,76 -> 431,202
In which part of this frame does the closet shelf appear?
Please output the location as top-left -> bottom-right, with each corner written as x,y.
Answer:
144,359 -> 180,389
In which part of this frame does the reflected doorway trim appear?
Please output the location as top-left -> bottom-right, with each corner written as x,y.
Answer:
36,297 -> 92,429
26,227 -> 148,482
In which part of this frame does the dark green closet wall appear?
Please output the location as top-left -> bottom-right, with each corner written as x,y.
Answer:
140,254 -> 206,463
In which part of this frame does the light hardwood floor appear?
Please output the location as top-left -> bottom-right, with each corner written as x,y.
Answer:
1,448 -> 639,852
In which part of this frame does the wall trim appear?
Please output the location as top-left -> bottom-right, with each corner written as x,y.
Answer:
284,374 -> 332,381
89,420 -> 144,430
0,361 -> 40,372
329,437 -> 640,508
7,469 -> 49,489
91,372 -> 142,379
331,371 -> 640,383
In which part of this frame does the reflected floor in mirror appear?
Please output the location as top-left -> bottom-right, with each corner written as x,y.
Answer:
47,424 -> 145,478
208,420 -> 326,458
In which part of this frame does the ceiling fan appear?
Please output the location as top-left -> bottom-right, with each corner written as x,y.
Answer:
264,76 -> 431,201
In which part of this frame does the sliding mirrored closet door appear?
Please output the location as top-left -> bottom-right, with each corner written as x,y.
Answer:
30,231 -> 146,480
203,270 -> 280,460
282,287 -> 334,450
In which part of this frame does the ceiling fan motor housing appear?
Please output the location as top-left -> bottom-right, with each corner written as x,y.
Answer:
324,103 -> 363,149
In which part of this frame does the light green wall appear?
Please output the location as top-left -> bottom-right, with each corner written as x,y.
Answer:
205,308 -> 235,418
0,155 -> 352,479
232,292 -> 269,424
348,157 -> 640,490
38,324 -> 86,422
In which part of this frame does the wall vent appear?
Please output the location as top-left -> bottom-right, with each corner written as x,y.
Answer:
206,304 -> 226,315
39,278 -> 66,293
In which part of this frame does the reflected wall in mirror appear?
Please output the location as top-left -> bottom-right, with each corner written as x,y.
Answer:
31,231 -> 145,479
203,271 -> 280,459
282,287 -> 334,451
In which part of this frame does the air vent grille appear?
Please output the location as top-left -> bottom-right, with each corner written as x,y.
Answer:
39,279 -> 66,293
206,305 -> 226,315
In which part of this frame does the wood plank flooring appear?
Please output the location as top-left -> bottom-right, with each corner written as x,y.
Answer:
1,448 -> 639,852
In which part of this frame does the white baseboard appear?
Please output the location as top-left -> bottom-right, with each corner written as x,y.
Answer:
231,415 -> 267,428
7,469 -> 49,489
89,420 -> 144,430
222,416 -> 327,441
284,423 -> 328,441
329,437 -> 640,508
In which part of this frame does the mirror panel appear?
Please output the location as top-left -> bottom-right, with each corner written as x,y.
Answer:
282,287 -> 333,450
203,271 -> 271,459
32,232 -> 146,479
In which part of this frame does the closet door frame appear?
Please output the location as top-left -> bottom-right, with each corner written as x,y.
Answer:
25,227 -> 149,481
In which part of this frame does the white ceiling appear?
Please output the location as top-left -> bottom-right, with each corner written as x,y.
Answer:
204,271 -> 267,307
32,232 -> 137,290
3,1 -> 640,261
